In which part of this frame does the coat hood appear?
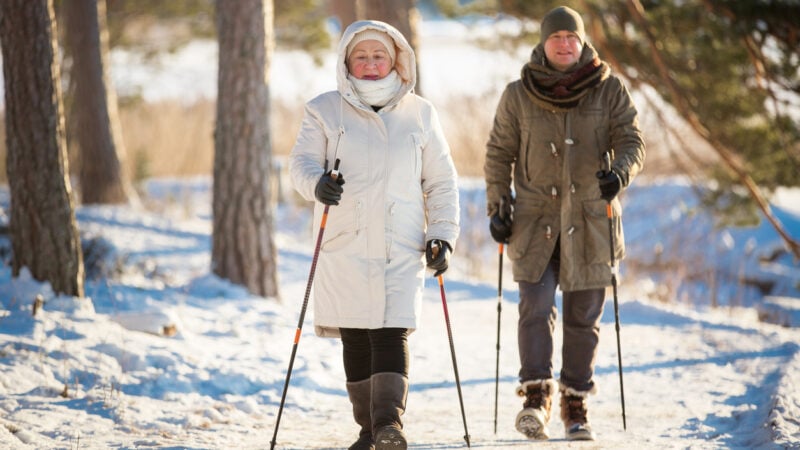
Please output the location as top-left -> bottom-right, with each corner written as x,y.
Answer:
337,20 -> 416,109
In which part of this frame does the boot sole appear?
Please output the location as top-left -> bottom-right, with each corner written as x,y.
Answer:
348,435 -> 375,450
515,408 -> 549,440
566,424 -> 596,441
375,427 -> 406,450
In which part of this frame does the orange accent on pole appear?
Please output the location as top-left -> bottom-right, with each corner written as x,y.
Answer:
606,203 -> 613,219
271,156 -> 341,449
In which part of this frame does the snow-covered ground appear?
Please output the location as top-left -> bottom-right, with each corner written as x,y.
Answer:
1,177 -> 799,449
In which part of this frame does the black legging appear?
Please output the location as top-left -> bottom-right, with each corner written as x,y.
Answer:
340,327 -> 409,382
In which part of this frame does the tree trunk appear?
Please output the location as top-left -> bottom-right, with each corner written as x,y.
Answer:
213,0 -> 279,298
0,0 -> 85,297
356,0 -> 422,95
63,0 -> 133,205
331,0 -> 358,30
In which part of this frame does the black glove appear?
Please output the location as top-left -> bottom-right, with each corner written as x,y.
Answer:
425,240 -> 451,277
489,213 -> 512,243
314,170 -> 345,205
596,169 -> 621,202
488,195 -> 513,243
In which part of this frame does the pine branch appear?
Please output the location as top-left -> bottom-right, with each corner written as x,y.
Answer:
626,0 -> 800,260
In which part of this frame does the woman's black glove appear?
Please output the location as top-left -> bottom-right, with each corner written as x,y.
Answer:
314,171 -> 345,205
596,169 -> 621,202
425,240 -> 451,277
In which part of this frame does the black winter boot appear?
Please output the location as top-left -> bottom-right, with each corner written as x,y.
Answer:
346,379 -> 374,450
371,372 -> 408,450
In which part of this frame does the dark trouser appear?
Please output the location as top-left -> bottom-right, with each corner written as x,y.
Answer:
518,256 -> 605,392
340,327 -> 409,382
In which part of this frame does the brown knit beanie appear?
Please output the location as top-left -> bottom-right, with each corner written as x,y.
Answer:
540,6 -> 585,45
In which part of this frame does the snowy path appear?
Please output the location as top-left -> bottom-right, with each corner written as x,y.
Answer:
268,273 -> 800,449
1,181 -> 799,449
3,252 -> 798,449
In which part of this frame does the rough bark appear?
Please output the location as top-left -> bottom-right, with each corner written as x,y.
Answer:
331,0 -> 358,30
0,0 -> 85,297
63,0 -> 133,205
212,0 -> 279,298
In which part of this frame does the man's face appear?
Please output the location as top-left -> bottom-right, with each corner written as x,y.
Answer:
544,30 -> 582,71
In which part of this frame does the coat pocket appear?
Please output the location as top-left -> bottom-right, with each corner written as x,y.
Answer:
507,201 -> 549,261
581,199 -> 624,265
410,133 -> 422,181
390,132 -> 423,190
321,229 -> 358,253
321,201 -> 362,253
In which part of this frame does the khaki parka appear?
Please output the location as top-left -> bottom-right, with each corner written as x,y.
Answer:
289,21 -> 460,337
485,44 -> 645,291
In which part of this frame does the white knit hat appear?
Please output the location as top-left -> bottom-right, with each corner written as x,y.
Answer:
346,29 -> 396,64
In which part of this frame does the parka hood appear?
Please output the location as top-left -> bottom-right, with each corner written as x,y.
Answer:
337,20 -> 416,109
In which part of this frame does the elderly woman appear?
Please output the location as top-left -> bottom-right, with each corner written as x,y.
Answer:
289,20 -> 460,450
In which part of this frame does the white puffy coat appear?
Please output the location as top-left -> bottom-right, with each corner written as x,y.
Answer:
289,20 -> 460,337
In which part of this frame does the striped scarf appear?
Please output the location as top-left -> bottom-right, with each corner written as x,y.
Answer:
521,42 -> 610,112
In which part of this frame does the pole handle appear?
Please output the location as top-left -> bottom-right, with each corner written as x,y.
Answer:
430,239 -> 443,260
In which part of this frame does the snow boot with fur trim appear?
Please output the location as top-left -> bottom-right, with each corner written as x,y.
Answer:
346,378 -> 374,450
515,379 -> 557,440
560,385 -> 597,441
371,372 -> 408,450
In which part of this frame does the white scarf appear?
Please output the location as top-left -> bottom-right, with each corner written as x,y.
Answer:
347,70 -> 403,107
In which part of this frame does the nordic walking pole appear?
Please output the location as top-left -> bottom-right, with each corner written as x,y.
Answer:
493,195 -> 510,434
602,152 -> 627,430
270,159 -> 340,450
493,241 -> 504,435
433,240 -> 471,447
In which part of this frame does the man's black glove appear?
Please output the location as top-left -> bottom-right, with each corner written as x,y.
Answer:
596,169 -> 621,202
425,239 -> 451,277
490,213 -> 512,243
488,195 -> 513,243
314,171 -> 345,205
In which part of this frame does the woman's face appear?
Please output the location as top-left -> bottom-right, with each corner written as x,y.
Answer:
543,30 -> 582,72
347,39 -> 393,80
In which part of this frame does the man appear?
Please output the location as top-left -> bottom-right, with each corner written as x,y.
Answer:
484,5 -> 645,442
